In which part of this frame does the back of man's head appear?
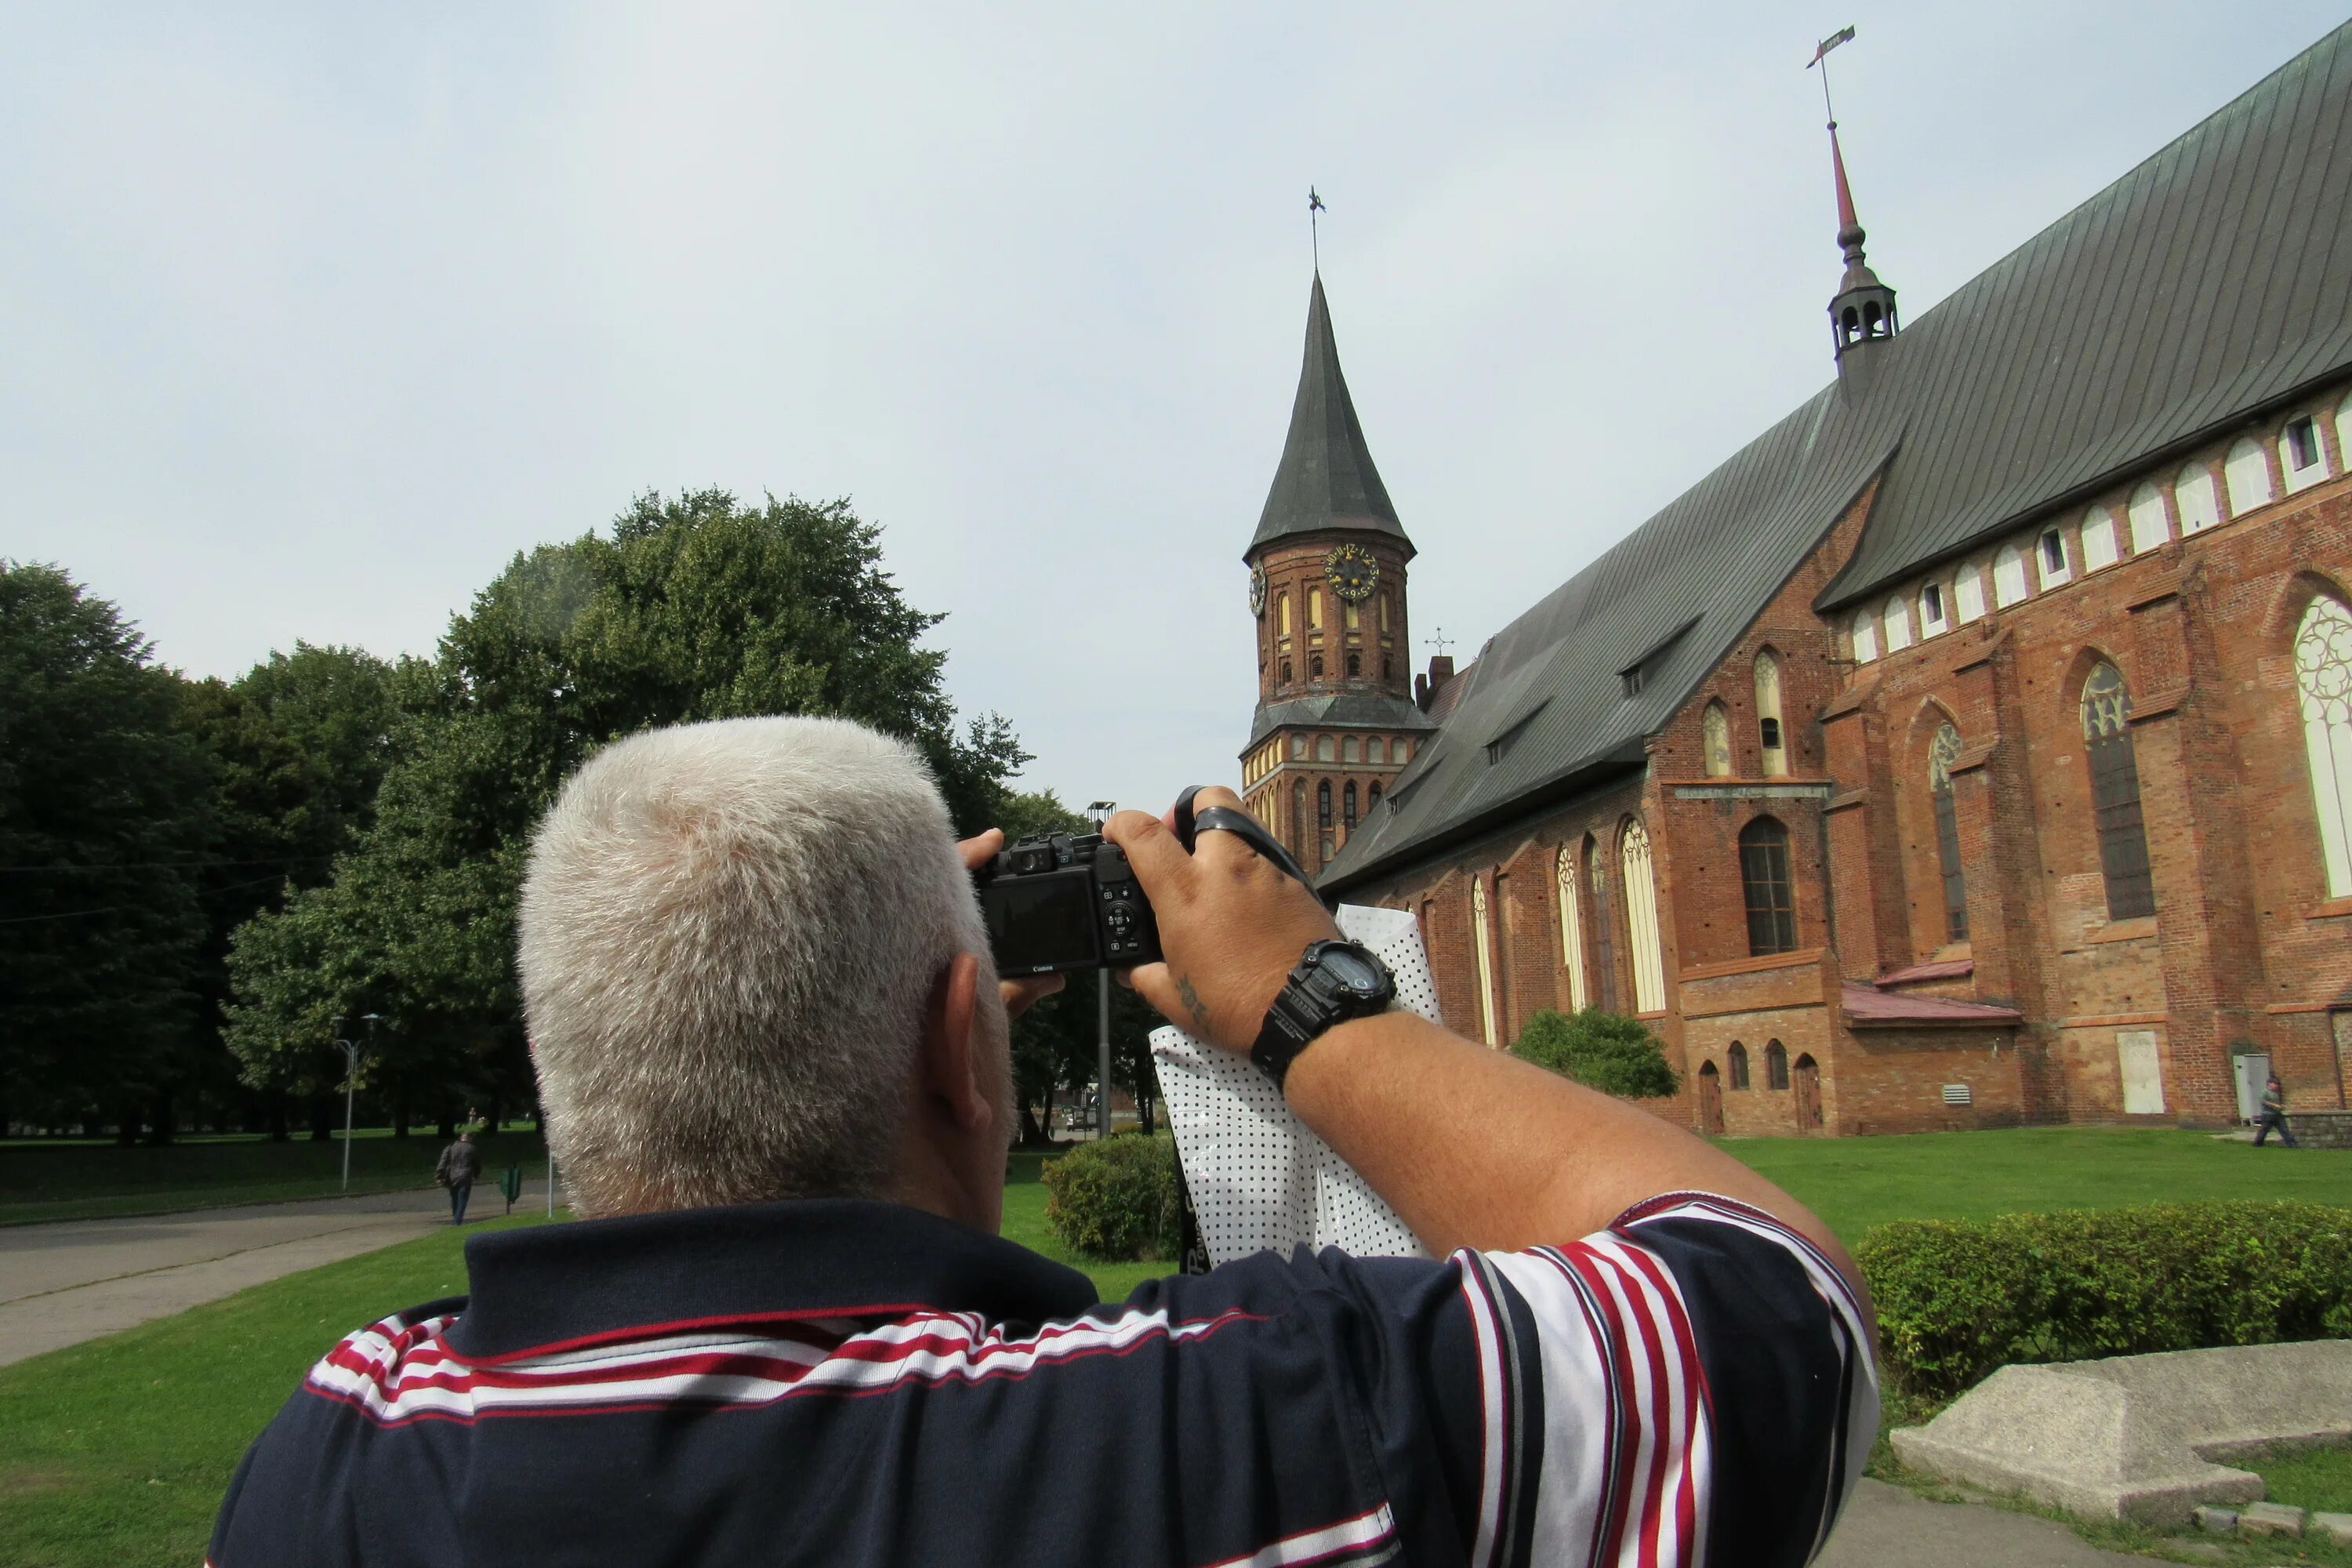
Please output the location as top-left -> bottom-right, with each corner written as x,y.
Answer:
517,717 -> 986,1218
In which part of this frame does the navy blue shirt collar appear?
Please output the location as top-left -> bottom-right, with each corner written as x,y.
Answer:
445,1198 -> 1101,1364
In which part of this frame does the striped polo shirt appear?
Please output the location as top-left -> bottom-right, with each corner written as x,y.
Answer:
209,1191 -> 1875,1567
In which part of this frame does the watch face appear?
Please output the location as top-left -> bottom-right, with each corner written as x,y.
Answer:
1248,564 -> 1267,617
1323,543 -> 1379,603
1318,946 -> 1385,996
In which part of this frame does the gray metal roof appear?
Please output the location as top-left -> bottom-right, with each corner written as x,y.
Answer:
1244,690 -> 1436,753
1247,274 -> 1416,561
1321,21 -> 2352,894
1818,20 -> 2352,608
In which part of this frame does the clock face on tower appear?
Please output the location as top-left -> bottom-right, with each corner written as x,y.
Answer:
1247,564 -> 1267,617
1324,543 -> 1379,602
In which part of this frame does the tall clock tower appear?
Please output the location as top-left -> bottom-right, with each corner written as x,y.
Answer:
1239,273 -> 1434,872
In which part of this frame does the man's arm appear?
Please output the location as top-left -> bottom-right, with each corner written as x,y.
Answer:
1105,788 -> 1867,1312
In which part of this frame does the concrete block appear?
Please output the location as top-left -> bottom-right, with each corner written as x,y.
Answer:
2192,1504 -> 2239,1534
2310,1512 -> 2352,1544
2238,1501 -> 2305,1537
1888,1340 -> 2352,1526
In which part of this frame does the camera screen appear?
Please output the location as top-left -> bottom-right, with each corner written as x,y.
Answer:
982,869 -> 1101,973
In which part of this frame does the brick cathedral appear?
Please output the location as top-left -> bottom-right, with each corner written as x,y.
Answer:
1238,24 -> 2352,1136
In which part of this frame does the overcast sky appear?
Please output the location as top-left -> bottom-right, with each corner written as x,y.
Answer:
5,2 -> 2339,817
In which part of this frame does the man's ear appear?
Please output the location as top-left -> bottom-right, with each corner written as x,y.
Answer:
920,951 -> 993,1132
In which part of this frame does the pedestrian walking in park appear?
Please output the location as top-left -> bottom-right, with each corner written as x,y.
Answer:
434,1131 -> 482,1221
2254,1073 -> 2299,1147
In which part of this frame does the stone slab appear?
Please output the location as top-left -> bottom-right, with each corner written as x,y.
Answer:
1890,1341 -> 2352,1525
2239,1501 -> 2305,1537
2194,1505 -> 2240,1534
2311,1511 -> 2352,1544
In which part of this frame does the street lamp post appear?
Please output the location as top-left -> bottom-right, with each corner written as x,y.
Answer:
1086,800 -> 1117,1142
328,1014 -> 382,1192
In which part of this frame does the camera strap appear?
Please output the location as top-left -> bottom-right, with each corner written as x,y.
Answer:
1170,786 -> 1332,909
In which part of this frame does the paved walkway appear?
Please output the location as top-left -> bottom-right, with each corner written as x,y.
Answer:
0,1183 -> 547,1367
1821,1479 -> 2162,1567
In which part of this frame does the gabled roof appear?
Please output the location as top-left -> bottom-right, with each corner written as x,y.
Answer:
1321,21 -> 2352,894
1247,275 -> 1414,560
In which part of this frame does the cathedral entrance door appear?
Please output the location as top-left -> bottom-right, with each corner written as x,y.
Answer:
1792,1054 -> 1824,1133
1697,1062 -> 1723,1137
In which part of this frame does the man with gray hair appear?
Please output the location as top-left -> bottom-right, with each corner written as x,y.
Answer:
212,715 -> 1876,1567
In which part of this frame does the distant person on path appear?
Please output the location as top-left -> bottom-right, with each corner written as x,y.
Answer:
434,1132 -> 481,1221
212,718 -> 1875,1566
2254,1073 -> 2299,1147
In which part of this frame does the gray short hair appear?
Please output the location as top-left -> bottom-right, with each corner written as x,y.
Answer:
517,717 -> 989,1217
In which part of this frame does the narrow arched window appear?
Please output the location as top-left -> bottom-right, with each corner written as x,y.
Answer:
1755,653 -> 1787,775
1471,878 -> 1498,1047
1381,655 -> 1393,680
1379,593 -> 1390,632
1919,581 -> 1948,637
1316,735 -> 1335,762
2176,463 -> 2222,534
1367,735 -> 1385,764
1310,652 -> 1325,678
1930,722 -> 1969,941
1290,734 -> 1308,760
1308,586 -> 1324,630
1852,610 -> 1878,663
1587,838 -> 1618,1012
1702,702 -> 1733,777
2037,527 -> 2071,588
1280,658 -> 1294,684
1317,779 -> 1332,829
1345,652 -> 1361,677
1727,1040 -> 1750,1090
2082,662 -> 2156,919
1955,563 -> 1987,623
2283,414 -> 2327,492
1292,779 -> 1307,858
1344,599 -> 1360,631
2081,506 -> 2119,571
2224,437 -> 2272,515
1882,597 -> 1913,652
1738,817 -> 1797,956
1993,543 -> 2031,607
1341,735 -> 1359,763
1343,781 -> 1357,829
1620,819 -> 1668,1012
2128,483 -> 2169,554
1367,780 -> 1382,811
1766,1040 -> 1789,1091
1556,845 -> 1589,1010
2295,595 -> 2352,897
1279,593 -> 1292,635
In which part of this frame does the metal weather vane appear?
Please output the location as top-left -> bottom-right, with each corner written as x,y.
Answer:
1308,186 -> 1326,270
1807,24 -> 1857,127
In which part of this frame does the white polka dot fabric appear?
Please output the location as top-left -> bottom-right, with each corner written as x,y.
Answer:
1152,904 -> 1440,1265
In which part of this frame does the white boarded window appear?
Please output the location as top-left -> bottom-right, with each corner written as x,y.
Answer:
1367,735 -> 1385,764
2224,437 -> 2273,515
1955,563 -> 1987,622
1471,877 -> 1498,1046
2117,1030 -> 2165,1115
1993,543 -> 2031,606
2282,414 -> 2327,492
1882,596 -> 1913,652
1556,846 -> 1589,1010
2176,463 -> 2221,534
2127,483 -> 2169,554
1702,701 -> 1733,778
2037,527 -> 2071,588
1620,819 -> 1668,1014
2081,506 -> 2119,571
1755,652 -> 1788,776
1853,610 -> 1879,663
2296,594 -> 2352,898
1341,735 -> 1359,763
1920,581 -> 1949,637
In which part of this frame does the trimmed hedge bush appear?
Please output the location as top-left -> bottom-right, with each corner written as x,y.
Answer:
1859,1201 -> 2352,1397
1510,1008 -> 1680,1098
1041,1133 -> 1180,1261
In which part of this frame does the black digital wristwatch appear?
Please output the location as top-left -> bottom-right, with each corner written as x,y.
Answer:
1249,938 -> 1396,1091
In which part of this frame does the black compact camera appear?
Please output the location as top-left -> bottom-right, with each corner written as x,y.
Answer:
975,833 -> 1160,975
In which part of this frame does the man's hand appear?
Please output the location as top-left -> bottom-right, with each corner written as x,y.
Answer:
1102,786 -> 1337,1054
958,829 -> 1062,1021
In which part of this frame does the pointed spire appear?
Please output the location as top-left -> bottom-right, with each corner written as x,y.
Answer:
1825,121 -> 1900,365
1247,274 -> 1414,561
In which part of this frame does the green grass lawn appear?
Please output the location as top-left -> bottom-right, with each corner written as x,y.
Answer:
2249,1441 -> 2352,1518
2,1127 -> 2343,1566
0,1127 -> 550,1225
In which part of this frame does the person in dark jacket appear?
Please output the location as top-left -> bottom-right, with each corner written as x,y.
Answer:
434,1131 -> 482,1221
2255,1073 -> 2299,1147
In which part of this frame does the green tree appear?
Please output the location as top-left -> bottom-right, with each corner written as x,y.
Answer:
0,563 -> 212,1136
1509,1007 -> 1681,1099
225,491 -> 1025,1132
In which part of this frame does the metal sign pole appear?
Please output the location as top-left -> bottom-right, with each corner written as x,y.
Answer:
1098,970 -> 1112,1143
340,1043 -> 357,1192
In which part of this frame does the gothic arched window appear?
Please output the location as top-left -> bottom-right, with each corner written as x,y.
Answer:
1587,837 -> 1618,1012
1317,779 -> 1331,829
1755,652 -> 1787,775
2295,594 -> 2352,897
1470,879 -> 1498,1046
2082,662 -> 2157,920
1346,652 -> 1361,677
1766,1040 -> 1790,1091
1702,701 -> 1733,777
1930,721 -> 1969,941
1555,845 -> 1588,1010
2081,506 -> 2119,571
1279,593 -> 1292,635
1343,781 -> 1357,829
1280,658 -> 1293,684
1620,819 -> 1668,1012
1852,610 -> 1879,663
1882,597 -> 1913,652
2176,463 -> 2222,534
1367,780 -> 1382,811
1993,543 -> 2031,607
1737,817 -> 1797,956
1381,655 -> 1393,681
1727,1041 -> 1750,1090
2128,482 -> 2169,554
2223,437 -> 2273,515
1310,652 -> 1324,679
1955,562 -> 1987,622
1291,779 -> 1306,857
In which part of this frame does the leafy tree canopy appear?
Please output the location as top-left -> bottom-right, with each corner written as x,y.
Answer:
1509,1007 -> 1681,1100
